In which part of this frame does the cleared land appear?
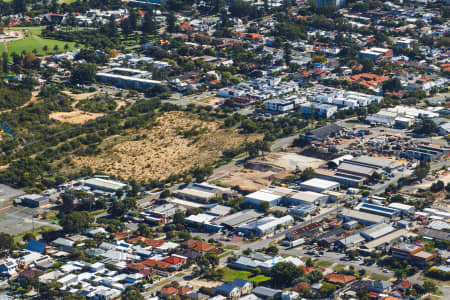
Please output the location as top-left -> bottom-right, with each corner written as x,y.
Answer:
50,91 -> 104,124
72,111 -> 262,181
50,110 -> 104,124
219,153 -> 325,191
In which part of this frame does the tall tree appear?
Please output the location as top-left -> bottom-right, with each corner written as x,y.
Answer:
142,10 -> 156,35
128,9 -> 137,31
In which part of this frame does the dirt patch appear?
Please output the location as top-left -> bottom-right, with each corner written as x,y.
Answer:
72,111 -> 261,181
115,100 -> 127,111
219,153 -> 325,192
179,279 -> 222,289
219,168 -> 276,192
62,91 -> 98,101
50,111 -> 104,124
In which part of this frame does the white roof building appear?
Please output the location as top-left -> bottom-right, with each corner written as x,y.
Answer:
244,190 -> 283,208
299,178 -> 340,193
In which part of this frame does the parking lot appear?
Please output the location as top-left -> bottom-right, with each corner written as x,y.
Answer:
0,206 -> 59,236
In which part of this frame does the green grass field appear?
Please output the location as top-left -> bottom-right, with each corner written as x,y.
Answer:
370,273 -> 391,281
1,26 -> 80,59
221,267 -> 252,282
221,267 -> 271,284
249,275 -> 271,284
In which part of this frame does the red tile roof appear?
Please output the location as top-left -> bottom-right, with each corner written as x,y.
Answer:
324,273 -> 356,284
142,259 -> 173,269
162,256 -> 186,265
161,287 -> 178,295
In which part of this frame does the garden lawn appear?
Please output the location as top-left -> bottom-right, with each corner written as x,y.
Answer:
221,267 -> 252,282
370,274 -> 391,281
11,26 -> 46,35
315,260 -> 334,268
249,275 -> 271,284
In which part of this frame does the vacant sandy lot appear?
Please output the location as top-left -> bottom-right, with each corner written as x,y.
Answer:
73,111 -> 261,181
219,153 -> 326,191
179,279 -> 222,289
50,111 -> 104,124
220,168 -> 275,192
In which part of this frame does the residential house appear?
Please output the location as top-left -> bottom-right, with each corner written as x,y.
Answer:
252,287 -> 281,299
230,279 -> 253,295
368,280 -> 393,293
215,282 -> 242,299
162,256 -> 186,270
324,273 -> 356,285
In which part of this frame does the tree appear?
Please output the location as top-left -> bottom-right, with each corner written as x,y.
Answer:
414,160 -> 430,181
270,262 -> 303,287
394,270 -> 406,281
259,201 -> 269,212
60,211 -> 92,234
122,287 -> 144,300
413,118 -> 438,135
160,189 -> 171,199
293,282 -> 311,297
0,232 -> 15,252
382,78 -> 401,92
71,63 -> 97,84
137,223 -> 152,237
312,55 -> 327,64
61,190 -> 76,212
300,167 -> 316,181
167,13 -> 177,33
360,57 -> 374,73
430,180 -> 444,193
2,52 -> 8,73
307,270 -> 323,283
142,10 -> 156,35
128,9 -> 137,31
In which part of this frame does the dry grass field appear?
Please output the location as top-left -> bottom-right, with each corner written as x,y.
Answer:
72,111 -> 262,181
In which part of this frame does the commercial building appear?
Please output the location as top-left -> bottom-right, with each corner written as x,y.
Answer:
216,209 -> 264,230
316,0 -> 346,9
395,38 -> 416,48
388,203 -> 415,215
356,203 -> 400,218
305,86 -> 383,108
96,70 -> 162,91
359,229 -> 413,254
286,222 -> 322,240
405,144 -> 450,161
288,204 -> 316,217
337,162 -> 376,179
346,156 -> 402,173
244,190 -> 283,208
419,228 -> 450,242
264,97 -> 304,113
299,178 -> 340,193
300,102 -> 337,119
285,191 -> 328,206
339,208 -> 389,225
83,177 -> 127,193
16,194 -> 49,208
304,123 -> 343,142
176,182 -> 231,203
360,223 -> 396,240
218,77 -> 299,101
238,215 -> 294,236
360,47 -> 393,62
391,243 -> 437,265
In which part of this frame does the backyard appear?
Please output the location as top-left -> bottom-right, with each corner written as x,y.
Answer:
221,267 -> 271,285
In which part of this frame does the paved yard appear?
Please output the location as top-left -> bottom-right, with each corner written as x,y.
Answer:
0,206 -> 59,235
